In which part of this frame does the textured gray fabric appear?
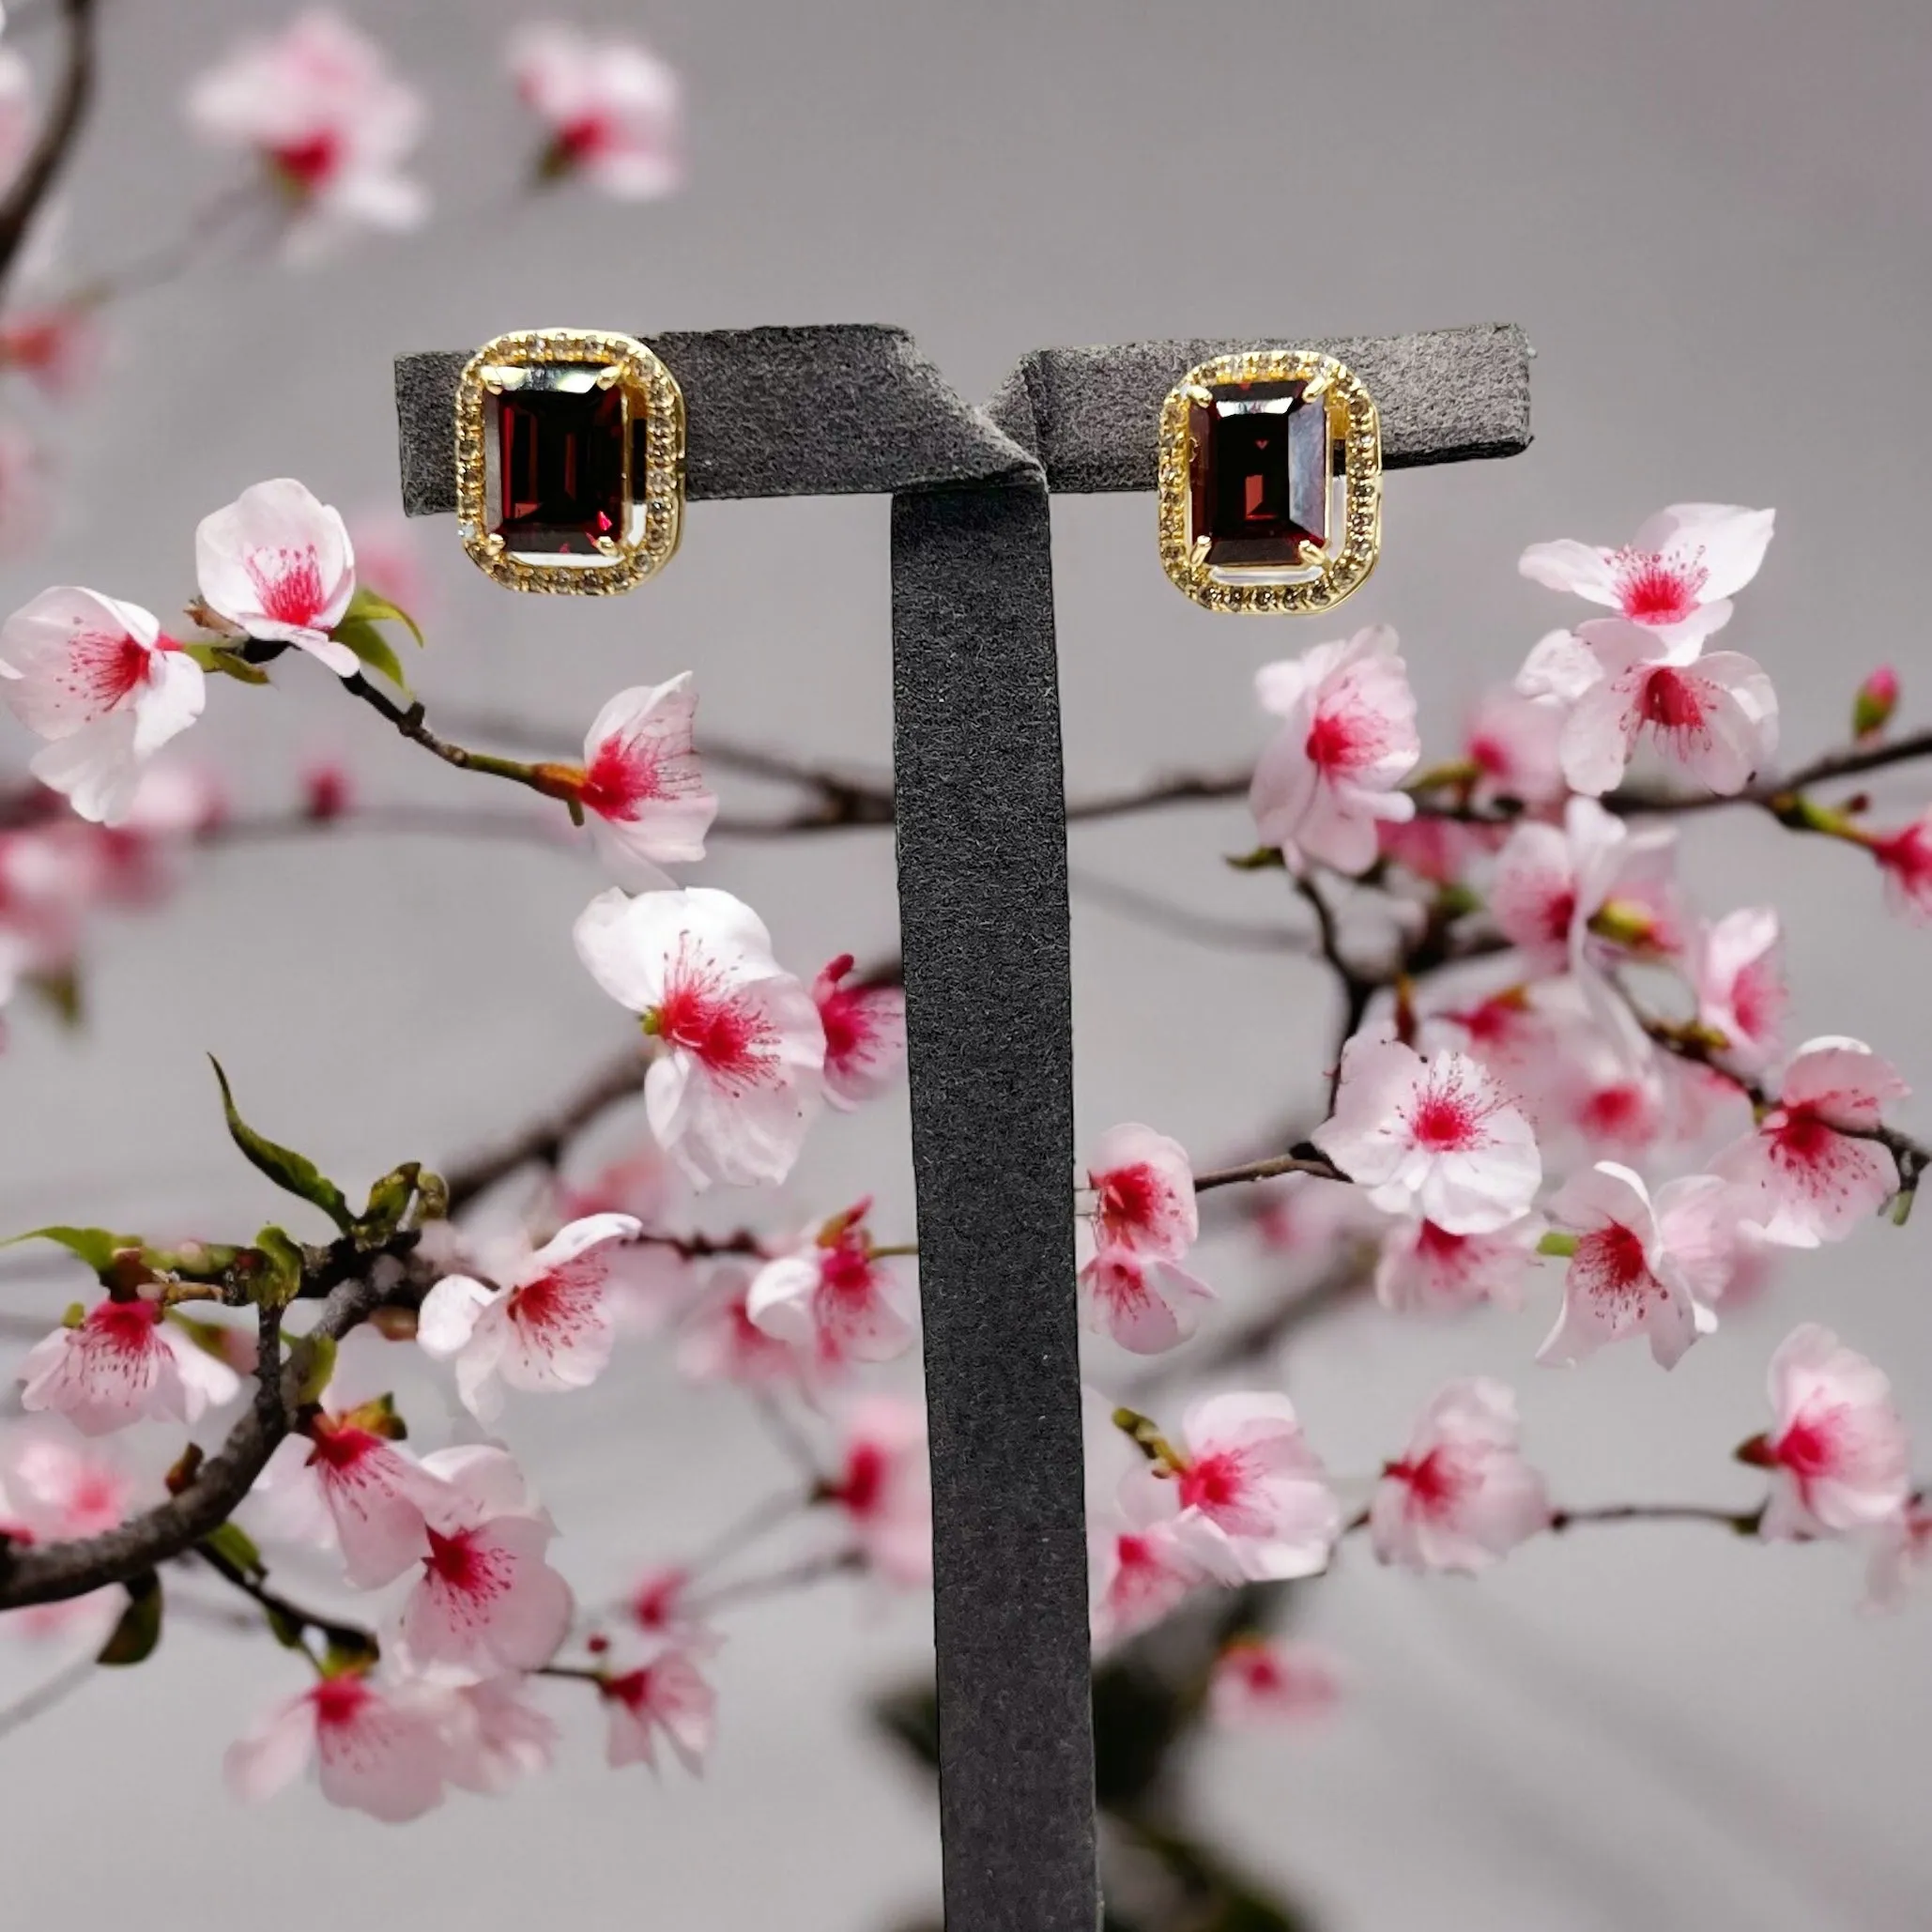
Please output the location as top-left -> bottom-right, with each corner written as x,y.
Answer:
985,322 -> 1533,488
394,325 -> 1033,514
391,320 -> 1531,1932
392,320 -> 1532,513
892,483 -> 1094,1932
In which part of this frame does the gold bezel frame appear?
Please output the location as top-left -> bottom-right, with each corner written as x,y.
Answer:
453,328 -> 685,595
1157,347 -> 1381,615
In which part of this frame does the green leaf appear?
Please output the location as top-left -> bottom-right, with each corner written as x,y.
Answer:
243,1224 -> 308,1309
3,1225 -> 143,1278
287,1331 -> 337,1408
201,1521 -> 265,1579
341,583 -> 424,647
329,617 -> 410,694
182,641 -> 272,685
357,1162 -> 421,1246
97,1574 -> 163,1667
208,1059 -> 355,1234
265,1603 -> 308,1650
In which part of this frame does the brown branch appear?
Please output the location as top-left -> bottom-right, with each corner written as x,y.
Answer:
0,1649 -> 97,1744
441,1046 -> 646,1213
1547,1502 -> 1763,1534
0,1274 -> 384,1612
1192,1151 -> 1346,1193
0,0 -> 98,294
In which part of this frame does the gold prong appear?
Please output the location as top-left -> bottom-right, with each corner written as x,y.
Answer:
1301,373 -> 1330,401
1295,540 -> 1326,570
594,536 -> 621,556
595,367 -> 621,390
1189,536 -> 1212,568
1183,383 -> 1214,408
483,533 -> 506,555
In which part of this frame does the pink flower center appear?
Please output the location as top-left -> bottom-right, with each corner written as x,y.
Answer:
1406,1071 -> 1498,1152
310,1676 -> 374,1731
86,1298 -> 161,1353
1304,702 -> 1391,778
1873,825 -> 1932,895
1572,1221 -> 1654,1309
1415,1220 -> 1469,1262
1614,547 -> 1707,625
507,1261 -> 603,1345
271,131 -> 341,191
244,544 -> 328,630
424,1526 -> 511,1603
1096,1163 -> 1160,1244
651,945 -> 779,1090
1388,1447 -> 1469,1517
1579,1081 -> 1650,1141
837,1442 -> 888,1517
1773,1412 -> 1841,1479
559,114 -> 614,161
1178,1449 -> 1245,1514
1770,1105 -> 1835,1167
1727,960 -> 1783,1044
60,627 -> 152,716
1638,667 -> 1709,731
306,1423 -> 382,1473
631,1570 -> 687,1632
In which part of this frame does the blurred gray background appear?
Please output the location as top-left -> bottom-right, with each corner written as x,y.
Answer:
2,0 -> 1930,1926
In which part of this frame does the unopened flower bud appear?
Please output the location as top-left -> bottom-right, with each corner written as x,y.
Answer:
1854,666 -> 1900,741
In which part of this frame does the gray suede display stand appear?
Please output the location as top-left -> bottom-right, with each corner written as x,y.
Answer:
394,323 -> 1531,1932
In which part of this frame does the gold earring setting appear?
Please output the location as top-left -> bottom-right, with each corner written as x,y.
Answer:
1158,347 -> 1380,615
454,328 -> 685,594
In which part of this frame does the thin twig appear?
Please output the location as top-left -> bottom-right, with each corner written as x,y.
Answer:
1192,1151 -> 1346,1193
0,1649 -> 96,1744
0,0 -> 98,295
441,1048 -> 646,1213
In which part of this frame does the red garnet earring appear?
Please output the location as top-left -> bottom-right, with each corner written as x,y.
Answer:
1158,347 -> 1380,614
453,328 -> 685,593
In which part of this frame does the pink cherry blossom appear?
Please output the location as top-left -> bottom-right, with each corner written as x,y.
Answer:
1869,810 -> 1932,921
1712,1037 -> 1909,1248
0,1425 -> 132,1643
1490,796 -> 1681,982
1372,1378 -> 1551,1572
225,1673 -> 451,1822
416,1212 -> 642,1421
1313,1036 -> 1541,1235
391,1447 -> 574,1683
187,11 -> 428,255
250,1414 -> 452,1588
1538,1162 -> 1734,1369
624,1565 -> 719,1653
0,820 -> 93,1008
1090,1479 -> 1202,1647
1463,683 -> 1567,809
603,1648 -> 714,1773
1084,1122 -> 1198,1257
443,1677 -> 560,1795
1131,1392 -> 1340,1584
1078,1249 -> 1217,1356
1377,813 -> 1495,888
194,479 -> 359,673
0,588 -> 206,825
508,23 -> 683,200
1516,620 -> 1778,797
1865,1495 -> 1932,1611
1519,503 -> 1774,642
676,1262 -> 803,1388
1755,1325 -> 1910,1541
572,676 -> 716,889
745,1203 -> 915,1372
829,1396 -> 932,1587
1208,1637 -> 1344,1730
1692,907 -> 1786,1071
1372,1210 -> 1543,1317
1249,625 -> 1420,872
0,304 -> 104,400
574,886 -> 826,1188
812,955 -> 908,1108
18,1297 -> 241,1435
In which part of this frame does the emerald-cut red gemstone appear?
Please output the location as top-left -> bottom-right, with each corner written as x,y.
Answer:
1188,378 -> 1329,569
489,378 -> 635,555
